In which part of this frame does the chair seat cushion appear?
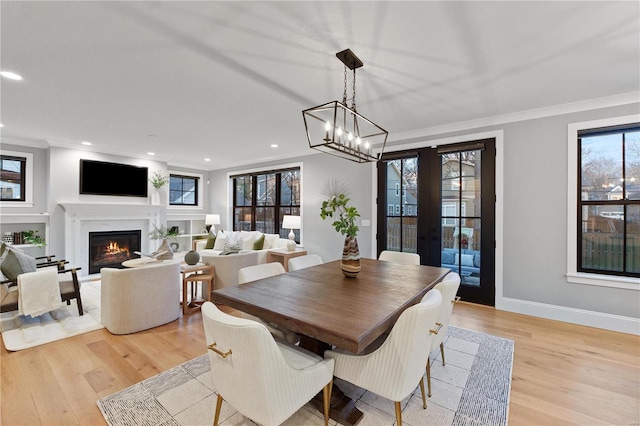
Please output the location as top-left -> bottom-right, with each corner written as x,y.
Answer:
276,340 -> 324,369
0,283 -> 18,307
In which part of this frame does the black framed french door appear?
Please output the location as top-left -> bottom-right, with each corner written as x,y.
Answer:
376,138 -> 496,306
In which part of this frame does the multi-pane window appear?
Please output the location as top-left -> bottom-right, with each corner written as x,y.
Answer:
232,168 -> 301,241
384,158 -> 418,253
169,174 -> 198,206
578,124 -> 640,277
0,155 -> 26,201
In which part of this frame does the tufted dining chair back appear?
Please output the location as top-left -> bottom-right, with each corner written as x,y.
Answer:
201,302 -> 334,426
288,254 -> 323,271
378,250 -> 421,265
324,289 -> 442,426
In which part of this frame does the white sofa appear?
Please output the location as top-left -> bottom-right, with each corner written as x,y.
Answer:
101,261 -> 180,334
196,231 -> 289,289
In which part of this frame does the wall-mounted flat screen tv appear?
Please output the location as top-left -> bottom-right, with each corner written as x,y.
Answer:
80,159 -> 148,197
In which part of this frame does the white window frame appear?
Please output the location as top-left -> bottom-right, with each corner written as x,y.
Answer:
567,114 -> 640,290
167,170 -> 203,210
0,150 -> 34,208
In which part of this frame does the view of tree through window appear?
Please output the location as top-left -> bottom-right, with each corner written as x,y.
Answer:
579,124 -> 640,277
0,155 -> 26,201
232,168 -> 301,241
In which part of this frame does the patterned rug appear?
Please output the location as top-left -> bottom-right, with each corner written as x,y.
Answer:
97,326 -> 514,426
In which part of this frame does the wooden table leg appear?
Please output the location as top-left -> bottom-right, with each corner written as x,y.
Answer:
299,335 -> 364,426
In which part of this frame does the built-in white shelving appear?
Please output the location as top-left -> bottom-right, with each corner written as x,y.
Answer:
166,213 -> 208,252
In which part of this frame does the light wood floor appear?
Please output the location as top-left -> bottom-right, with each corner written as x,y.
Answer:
1,302 -> 638,425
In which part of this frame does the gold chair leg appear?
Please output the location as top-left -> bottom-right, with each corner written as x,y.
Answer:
394,401 -> 402,426
323,379 -> 333,426
440,342 -> 446,366
418,377 -> 427,409
213,394 -> 223,426
426,357 -> 432,397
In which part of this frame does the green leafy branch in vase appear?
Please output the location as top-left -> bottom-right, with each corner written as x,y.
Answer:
150,171 -> 169,189
320,193 -> 360,238
149,224 -> 179,241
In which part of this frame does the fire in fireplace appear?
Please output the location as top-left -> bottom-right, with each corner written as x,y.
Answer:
88,230 -> 141,274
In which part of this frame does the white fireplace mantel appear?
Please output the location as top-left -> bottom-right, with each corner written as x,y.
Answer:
60,203 -> 164,276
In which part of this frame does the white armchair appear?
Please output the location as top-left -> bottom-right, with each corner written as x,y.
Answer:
426,271 -> 461,397
101,261 -> 180,334
287,254 -> 323,271
325,289 -> 443,426
378,250 -> 420,265
201,301 -> 334,426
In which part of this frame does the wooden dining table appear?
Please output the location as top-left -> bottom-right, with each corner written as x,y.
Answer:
212,258 -> 450,425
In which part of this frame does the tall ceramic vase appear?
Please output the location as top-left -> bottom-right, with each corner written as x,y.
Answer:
341,235 -> 361,278
156,238 -> 174,260
151,188 -> 160,205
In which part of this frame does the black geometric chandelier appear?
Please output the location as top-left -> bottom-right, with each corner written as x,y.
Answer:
302,49 -> 388,163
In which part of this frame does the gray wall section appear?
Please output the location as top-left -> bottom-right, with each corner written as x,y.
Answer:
211,153 -> 374,263
2,101 -> 638,321
499,104 -> 640,318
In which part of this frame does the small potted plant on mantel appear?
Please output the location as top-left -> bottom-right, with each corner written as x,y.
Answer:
320,180 -> 361,277
149,171 -> 169,205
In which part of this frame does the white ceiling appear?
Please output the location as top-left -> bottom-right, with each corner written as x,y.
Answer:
1,1 -> 639,170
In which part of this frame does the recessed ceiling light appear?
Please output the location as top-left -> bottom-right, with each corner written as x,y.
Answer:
0,71 -> 23,80
270,144 -> 278,148
0,123 -> 4,128
204,158 -> 211,162
147,152 -> 155,156
81,141 -> 92,146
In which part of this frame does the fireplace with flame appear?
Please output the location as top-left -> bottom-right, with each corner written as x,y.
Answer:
88,230 -> 141,274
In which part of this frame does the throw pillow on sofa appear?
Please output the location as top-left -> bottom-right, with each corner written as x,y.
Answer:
454,253 -> 475,267
441,250 -> 455,265
213,230 -> 227,251
253,234 -> 265,250
204,233 -> 216,249
241,231 -> 262,250
0,248 -> 37,281
263,234 -> 280,250
223,233 -> 243,252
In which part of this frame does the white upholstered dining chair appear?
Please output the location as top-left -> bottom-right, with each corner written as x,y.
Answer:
378,250 -> 421,265
425,271 -> 461,397
237,262 -> 298,343
287,254 -> 323,271
324,289 -> 443,426
201,302 -> 334,426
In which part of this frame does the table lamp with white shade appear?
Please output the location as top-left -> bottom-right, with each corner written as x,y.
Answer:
205,214 -> 221,233
282,215 -> 301,251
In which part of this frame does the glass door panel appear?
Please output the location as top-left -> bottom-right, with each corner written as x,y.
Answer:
384,158 -> 418,253
440,149 -> 483,288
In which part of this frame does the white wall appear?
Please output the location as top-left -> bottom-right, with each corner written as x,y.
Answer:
47,147 -> 170,257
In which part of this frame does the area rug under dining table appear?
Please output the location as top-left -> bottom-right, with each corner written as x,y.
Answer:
98,326 -> 514,426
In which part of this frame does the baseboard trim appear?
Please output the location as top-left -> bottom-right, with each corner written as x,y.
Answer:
498,297 -> 640,335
